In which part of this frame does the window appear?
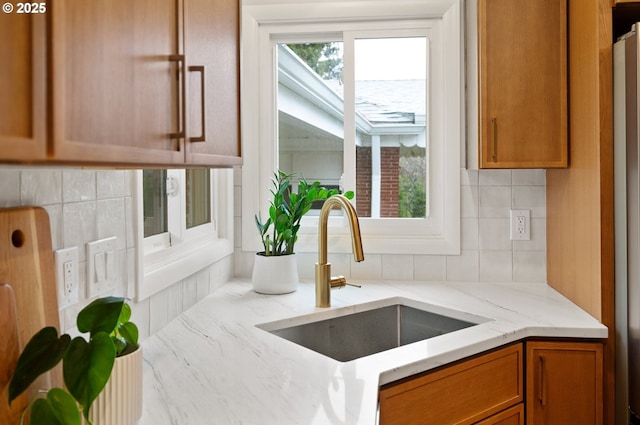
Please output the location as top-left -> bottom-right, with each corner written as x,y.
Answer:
242,0 -> 462,256
136,169 -> 234,300
279,34 -> 428,219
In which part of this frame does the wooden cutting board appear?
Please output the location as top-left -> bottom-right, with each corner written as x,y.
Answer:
0,284 -> 27,424
0,207 -> 62,424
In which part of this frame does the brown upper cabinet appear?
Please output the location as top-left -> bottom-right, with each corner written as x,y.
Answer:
478,0 -> 567,168
0,10 -> 47,162
0,0 -> 240,167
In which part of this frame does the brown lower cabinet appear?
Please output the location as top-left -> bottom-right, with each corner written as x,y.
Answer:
475,404 -> 523,425
378,340 -> 603,425
526,341 -> 603,425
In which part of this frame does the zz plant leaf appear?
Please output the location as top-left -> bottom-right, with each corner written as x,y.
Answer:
255,171 -> 355,256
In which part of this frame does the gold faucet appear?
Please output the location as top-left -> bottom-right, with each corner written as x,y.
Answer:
315,194 -> 364,308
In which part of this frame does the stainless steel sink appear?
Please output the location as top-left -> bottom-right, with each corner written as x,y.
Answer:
258,299 -> 484,362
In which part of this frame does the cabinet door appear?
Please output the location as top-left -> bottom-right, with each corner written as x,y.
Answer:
183,0 -> 241,166
478,0 -> 567,168
0,9 -> 46,161
526,341 -> 603,425
50,0 -> 184,166
379,344 -> 523,425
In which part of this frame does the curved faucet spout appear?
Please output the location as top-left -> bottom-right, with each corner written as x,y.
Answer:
315,194 -> 364,308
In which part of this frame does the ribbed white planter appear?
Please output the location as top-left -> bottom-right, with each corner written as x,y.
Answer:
252,252 -> 298,294
89,345 -> 143,425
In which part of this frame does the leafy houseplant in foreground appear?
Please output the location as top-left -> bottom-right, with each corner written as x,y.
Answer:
8,296 -> 139,425
252,171 -> 354,294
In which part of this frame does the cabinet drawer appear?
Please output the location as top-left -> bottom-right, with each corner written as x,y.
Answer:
474,404 -> 524,425
379,344 -> 523,425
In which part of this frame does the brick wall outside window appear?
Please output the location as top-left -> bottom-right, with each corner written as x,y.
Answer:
380,147 -> 399,217
355,146 -> 400,217
356,146 -> 371,217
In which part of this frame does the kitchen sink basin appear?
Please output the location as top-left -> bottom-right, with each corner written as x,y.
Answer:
258,298 -> 485,362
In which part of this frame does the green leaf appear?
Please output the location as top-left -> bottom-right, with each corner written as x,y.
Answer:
63,333 -> 116,420
30,398 -> 63,425
344,190 -> 355,200
112,336 -> 127,355
118,322 -> 139,351
29,389 -> 81,425
268,205 -> 276,222
118,302 -> 132,323
77,297 -> 124,336
47,388 -> 82,425
9,327 -> 70,403
308,187 -> 317,200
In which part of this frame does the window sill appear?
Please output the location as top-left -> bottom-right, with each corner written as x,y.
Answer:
137,235 -> 233,301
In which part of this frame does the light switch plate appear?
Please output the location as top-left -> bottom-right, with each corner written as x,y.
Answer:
87,236 -> 117,298
54,246 -> 79,309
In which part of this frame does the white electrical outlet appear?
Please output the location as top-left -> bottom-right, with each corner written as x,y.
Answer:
54,246 -> 79,309
87,236 -> 117,298
510,209 -> 531,241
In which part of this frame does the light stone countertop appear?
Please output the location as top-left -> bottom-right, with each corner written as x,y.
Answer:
139,279 -> 607,425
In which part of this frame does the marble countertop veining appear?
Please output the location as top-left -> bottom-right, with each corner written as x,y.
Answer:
139,279 -> 607,425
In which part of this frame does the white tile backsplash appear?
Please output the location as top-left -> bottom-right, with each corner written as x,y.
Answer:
513,250 -> 546,282
413,255 -> 446,281
480,251 -> 513,282
479,218 -> 512,251
235,168 -> 547,285
0,166 -> 233,339
479,169 -> 511,186
97,170 -> 127,199
479,186 -> 512,218
63,170 -> 96,202
512,186 -> 546,218
63,201 -> 97,261
446,250 -> 480,281
21,170 -> 63,205
512,169 -> 546,186
382,255 -> 414,280
0,170 -> 21,207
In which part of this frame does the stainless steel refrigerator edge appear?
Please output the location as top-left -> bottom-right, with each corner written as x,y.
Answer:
615,24 -> 640,425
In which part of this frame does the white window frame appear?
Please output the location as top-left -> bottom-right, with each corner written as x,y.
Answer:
135,169 -> 234,301
241,0 -> 463,256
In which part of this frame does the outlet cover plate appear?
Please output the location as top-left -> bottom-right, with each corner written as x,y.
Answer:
510,209 -> 531,241
54,246 -> 79,309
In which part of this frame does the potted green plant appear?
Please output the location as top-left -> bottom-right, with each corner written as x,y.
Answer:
253,171 -> 353,294
8,296 -> 141,425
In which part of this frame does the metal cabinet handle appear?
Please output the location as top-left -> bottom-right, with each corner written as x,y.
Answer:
169,55 -> 185,140
491,117 -> 498,162
188,65 -> 206,143
539,355 -> 546,406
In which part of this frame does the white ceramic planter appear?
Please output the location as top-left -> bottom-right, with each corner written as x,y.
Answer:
89,345 -> 143,425
252,253 -> 299,294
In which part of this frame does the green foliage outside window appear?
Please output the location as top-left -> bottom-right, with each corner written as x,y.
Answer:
287,43 -> 342,80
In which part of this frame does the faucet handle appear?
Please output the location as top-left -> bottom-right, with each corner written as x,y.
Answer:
330,276 -> 362,289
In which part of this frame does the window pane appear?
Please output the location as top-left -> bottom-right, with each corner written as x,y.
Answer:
354,37 -> 427,218
143,170 -> 168,237
278,42 -> 345,200
186,169 -> 211,229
